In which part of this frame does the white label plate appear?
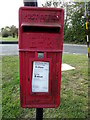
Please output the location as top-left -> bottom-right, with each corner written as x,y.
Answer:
32,61 -> 49,92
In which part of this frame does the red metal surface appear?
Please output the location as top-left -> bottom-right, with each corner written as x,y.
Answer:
19,7 -> 64,108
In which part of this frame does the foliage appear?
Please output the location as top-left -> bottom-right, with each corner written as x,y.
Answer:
64,3 -> 86,44
63,2 -> 86,44
2,29 -> 10,37
10,25 -> 17,38
42,0 -> 64,8
1,25 -> 18,38
43,1 -> 88,44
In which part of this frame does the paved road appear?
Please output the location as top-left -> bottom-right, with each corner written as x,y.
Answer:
0,44 -> 88,56
0,44 -> 18,56
63,44 -> 88,55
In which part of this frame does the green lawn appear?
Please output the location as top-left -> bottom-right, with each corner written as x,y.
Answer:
0,36 -> 18,41
2,54 -> 88,119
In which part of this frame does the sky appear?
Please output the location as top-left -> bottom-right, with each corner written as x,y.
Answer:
0,0 -> 45,29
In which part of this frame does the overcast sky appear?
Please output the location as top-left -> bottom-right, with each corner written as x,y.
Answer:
0,0 -> 45,29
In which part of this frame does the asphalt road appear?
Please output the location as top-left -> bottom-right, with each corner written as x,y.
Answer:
63,44 -> 88,55
0,44 -> 88,56
0,44 -> 18,56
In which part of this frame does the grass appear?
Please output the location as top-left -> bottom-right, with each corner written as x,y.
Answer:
2,54 -> 88,119
0,36 -> 18,41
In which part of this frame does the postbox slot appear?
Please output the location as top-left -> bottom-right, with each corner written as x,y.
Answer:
22,24 -> 60,33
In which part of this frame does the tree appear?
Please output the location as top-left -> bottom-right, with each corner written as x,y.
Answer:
10,25 -> 17,38
1,28 -> 4,32
42,0 -> 52,7
2,29 -> 10,37
1,25 -> 18,38
1,26 -> 10,37
69,3 -> 86,43
42,1 -> 87,44
16,28 -> 18,38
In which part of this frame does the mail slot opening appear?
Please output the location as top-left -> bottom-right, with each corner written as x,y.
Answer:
22,25 -> 60,33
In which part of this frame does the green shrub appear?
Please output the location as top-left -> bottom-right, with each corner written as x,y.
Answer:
2,30 -> 9,37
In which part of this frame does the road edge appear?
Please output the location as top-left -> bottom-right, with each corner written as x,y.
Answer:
0,41 -> 18,44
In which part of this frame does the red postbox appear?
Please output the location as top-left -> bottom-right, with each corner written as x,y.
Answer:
19,7 -> 64,108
